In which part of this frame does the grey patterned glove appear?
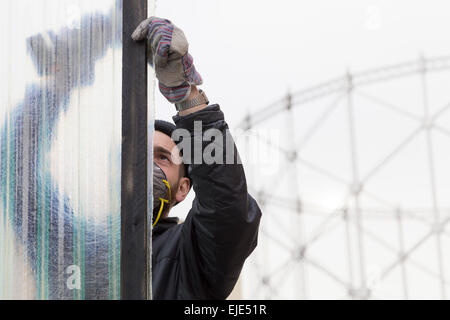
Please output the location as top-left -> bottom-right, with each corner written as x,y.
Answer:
132,17 -> 203,104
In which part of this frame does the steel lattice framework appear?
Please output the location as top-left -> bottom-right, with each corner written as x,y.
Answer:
237,55 -> 450,299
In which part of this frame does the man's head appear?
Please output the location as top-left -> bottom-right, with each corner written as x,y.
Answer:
154,120 -> 191,218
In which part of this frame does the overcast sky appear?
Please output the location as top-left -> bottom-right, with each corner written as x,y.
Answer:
155,0 -> 450,216
153,1 -> 450,299
154,0 -> 450,126
2,0 -> 449,299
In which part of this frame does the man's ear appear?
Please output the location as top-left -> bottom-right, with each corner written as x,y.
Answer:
174,177 -> 190,203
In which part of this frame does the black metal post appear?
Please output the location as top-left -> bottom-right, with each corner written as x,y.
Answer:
121,0 -> 148,300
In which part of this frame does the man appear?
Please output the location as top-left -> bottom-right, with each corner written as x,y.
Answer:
132,17 -> 262,299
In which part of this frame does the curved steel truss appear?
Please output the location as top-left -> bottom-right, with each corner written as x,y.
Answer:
239,55 -> 450,299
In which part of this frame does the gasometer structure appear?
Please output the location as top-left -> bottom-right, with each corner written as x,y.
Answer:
236,55 -> 450,299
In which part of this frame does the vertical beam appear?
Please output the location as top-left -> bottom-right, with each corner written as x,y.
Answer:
284,91 -> 307,299
343,207 -> 355,298
420,54 -> 446,299
121,0 -> 148,300
346,70 -> 367,298
396,207 -> 409,299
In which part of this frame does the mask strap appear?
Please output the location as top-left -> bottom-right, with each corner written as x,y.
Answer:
152,179 -> 172,227
164,179 -> 172,204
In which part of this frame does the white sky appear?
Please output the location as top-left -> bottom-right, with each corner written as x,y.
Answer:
155,0 -> 450,216
154,0 -> 450,299
154,0 -> 450,126
2,0 -> 450,299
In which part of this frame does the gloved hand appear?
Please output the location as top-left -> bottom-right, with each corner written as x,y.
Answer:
132,17 -> 203,104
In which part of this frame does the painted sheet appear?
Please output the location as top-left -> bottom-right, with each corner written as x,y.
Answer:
0,0 -> 124,299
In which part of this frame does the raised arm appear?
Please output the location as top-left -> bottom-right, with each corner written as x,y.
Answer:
133,17 -> 262,299
174,102 -> 261,299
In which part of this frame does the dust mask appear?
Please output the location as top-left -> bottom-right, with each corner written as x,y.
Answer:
153,162 -> 171,227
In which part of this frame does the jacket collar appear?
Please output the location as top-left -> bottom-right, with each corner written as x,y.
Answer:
153,217 -> 179,237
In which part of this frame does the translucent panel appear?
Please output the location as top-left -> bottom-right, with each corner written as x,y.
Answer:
0,0 -> 124,299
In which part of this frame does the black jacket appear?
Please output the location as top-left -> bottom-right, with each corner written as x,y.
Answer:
152,105 -> 262,299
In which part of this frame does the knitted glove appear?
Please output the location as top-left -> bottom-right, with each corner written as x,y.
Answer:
132,17 -> 203,104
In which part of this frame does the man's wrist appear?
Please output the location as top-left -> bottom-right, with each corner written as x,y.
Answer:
177,86 -> 209,116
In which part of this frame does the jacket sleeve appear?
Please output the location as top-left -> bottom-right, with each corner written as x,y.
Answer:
173,104 -> 262,299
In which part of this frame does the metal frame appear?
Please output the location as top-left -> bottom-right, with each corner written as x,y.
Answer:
241,55 -> 450,299
121,0 -> 148,300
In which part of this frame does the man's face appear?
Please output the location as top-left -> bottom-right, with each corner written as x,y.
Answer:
153,131 -> 190,210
